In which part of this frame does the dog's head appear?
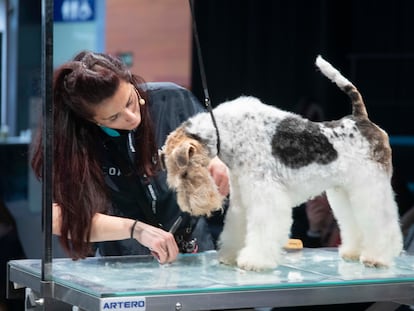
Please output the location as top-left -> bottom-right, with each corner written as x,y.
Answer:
161,126 -> 225,216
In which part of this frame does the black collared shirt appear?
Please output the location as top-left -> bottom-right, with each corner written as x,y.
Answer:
96,82 -> 215,256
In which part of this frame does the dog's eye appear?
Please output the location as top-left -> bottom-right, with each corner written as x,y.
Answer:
181,171 -> 188,179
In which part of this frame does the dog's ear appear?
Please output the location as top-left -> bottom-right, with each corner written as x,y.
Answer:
173,142 -> 195,168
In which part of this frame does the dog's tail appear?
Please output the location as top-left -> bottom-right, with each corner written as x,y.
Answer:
315,55 -> 368,119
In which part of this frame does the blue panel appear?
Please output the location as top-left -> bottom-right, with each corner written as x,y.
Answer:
390,136 -> 414,146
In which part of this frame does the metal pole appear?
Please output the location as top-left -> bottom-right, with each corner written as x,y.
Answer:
41,0 -> 54,292
0,1 -> 7,131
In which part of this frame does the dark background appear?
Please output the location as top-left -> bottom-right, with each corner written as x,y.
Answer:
190,0 -> 414,201
2,0 -> 414,204
191,0 -> 414,136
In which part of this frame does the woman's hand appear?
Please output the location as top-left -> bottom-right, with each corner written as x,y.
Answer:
208,156 -> 230,196
53,204 -> 179,263
305,194 -> 332,233
131,221 -> 179,264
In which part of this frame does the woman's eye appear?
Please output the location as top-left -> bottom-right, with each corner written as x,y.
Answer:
109,115 -> 118,122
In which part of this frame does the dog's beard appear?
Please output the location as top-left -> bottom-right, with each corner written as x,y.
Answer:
173,166 -> 225,217
163,129 -> 224,216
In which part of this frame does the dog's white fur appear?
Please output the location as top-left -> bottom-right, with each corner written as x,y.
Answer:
162,55 -> 403,271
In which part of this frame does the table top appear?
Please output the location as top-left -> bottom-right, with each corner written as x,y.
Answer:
8,248 -> 414,310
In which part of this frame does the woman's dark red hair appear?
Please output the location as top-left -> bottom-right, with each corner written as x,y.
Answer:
31,51 -> 157,259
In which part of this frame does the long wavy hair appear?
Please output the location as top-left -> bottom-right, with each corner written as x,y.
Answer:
31,51 -> 158,259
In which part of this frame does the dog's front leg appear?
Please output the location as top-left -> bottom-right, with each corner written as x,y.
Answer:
217,180 -> 246,266
236,181 -> 293,271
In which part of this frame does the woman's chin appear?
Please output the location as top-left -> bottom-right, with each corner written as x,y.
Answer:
128,121 -> 140,130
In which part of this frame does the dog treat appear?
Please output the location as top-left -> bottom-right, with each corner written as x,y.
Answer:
284,239 -> 303,250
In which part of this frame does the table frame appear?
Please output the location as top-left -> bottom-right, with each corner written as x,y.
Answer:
8,260 -> 414,311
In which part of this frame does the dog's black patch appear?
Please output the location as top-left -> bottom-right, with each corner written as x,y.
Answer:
272,117 -> 338,168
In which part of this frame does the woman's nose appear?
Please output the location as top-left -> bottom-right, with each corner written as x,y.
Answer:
124,108 -> 136,121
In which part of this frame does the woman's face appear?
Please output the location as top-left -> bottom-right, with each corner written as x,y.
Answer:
92,81 -> 142,131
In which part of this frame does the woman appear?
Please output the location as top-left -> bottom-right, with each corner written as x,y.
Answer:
31,51 -> 229,264
291,193 -> 340,248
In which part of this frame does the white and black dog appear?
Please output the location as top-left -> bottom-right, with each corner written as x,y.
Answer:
162,56 -> 403,271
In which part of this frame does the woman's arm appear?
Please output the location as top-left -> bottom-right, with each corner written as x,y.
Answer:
52,203 -> 179,263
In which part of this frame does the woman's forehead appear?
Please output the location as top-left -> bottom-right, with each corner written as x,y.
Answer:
92,81 -> 132,120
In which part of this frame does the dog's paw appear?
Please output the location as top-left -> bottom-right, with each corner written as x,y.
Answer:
360,256 -> 389,268
360,252 -> 394,268
219,256 -> 237,266
237,256 -> 278,272
236,248 -> 279,271
340,253 -> 360,262
339,247 -> 360,262
218,249 -> 237,266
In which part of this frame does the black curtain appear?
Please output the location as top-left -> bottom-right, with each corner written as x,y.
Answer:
190,0 -> 351,118
190,0 -> 414,135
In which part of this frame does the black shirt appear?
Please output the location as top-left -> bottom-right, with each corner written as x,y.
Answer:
96,82 -> 216,256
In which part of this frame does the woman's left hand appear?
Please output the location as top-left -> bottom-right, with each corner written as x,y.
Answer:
208,157 -> 230,196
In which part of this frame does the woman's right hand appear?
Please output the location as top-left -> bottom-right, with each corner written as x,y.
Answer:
305,194 -> 331,233
131,221 -> 179,264
53,205 -> 179,263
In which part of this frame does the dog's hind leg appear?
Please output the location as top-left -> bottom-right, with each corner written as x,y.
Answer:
326,187 -> 362,262
347,180 -> 403,267
235,179 -> 292,271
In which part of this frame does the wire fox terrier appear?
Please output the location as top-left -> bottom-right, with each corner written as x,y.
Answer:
162,56 -> 403,271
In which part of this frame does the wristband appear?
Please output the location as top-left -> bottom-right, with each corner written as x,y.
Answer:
130,219 -> 139,239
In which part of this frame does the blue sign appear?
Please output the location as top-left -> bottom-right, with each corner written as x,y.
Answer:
54,0 -> 95,22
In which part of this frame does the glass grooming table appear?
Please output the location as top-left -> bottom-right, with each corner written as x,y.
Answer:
8,248 -> 414,311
